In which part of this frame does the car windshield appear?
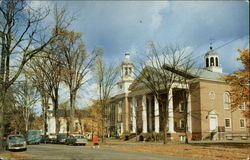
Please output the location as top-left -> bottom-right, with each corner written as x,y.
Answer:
75,136 -> 84,139
9,135 -> 24,140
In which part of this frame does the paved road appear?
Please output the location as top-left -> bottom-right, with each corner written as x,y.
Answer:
18,144 -> 200,160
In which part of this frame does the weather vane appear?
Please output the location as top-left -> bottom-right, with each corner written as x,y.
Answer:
209,38 -> 215,50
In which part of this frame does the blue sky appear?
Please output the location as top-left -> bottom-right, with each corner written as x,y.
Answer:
64,1 -> 249,73
30,1 -> 249,108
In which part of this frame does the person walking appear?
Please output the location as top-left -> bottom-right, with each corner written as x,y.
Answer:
93,135 -> 99,148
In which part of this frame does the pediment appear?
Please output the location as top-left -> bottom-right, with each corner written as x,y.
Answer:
208,109 -> 218,115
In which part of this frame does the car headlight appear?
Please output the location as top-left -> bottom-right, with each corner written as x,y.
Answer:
23,141 -> 27,145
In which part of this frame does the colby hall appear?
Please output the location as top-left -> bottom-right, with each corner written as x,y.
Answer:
105,47 -> 249,141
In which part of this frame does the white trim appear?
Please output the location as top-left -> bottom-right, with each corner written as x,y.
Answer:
180,119 -> 185,129
223,92 -> 230,110
240,118 -> 245,128
225,118 -> 231,128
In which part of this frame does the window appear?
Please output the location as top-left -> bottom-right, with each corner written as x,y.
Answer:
225,118 -> 231,128
215,57 -> 218,66
179,101 -> 184,112
180,119 -> 185,129
239,103 -> 245,110
209,91 -> 216,100
240,118 -> 245,128
210,57 -> 214,66
223,92 -> 230,109
125,67 -> 128,75
206,58 -> 209,67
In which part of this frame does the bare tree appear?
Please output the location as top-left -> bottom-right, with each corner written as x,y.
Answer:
26,55 -> 51,140
134,42 -> 196,144
0,0 -> 64,137
14,75 -> 39,131
56,28 -> 97,134
93,48 -> 119,142
162,51 -> 199,143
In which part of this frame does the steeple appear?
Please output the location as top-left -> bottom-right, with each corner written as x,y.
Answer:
121,52 -> 134,80
117,52 -> 134,94
204,46 -> 223,73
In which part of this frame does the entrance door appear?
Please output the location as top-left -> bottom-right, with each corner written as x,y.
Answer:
209,116 -> 217,131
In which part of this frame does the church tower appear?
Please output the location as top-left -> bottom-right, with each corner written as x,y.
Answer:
204,46 -> 223,73
117,52 -> 134,94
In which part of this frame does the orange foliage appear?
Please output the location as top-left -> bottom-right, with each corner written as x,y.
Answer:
224,49 -> 249,120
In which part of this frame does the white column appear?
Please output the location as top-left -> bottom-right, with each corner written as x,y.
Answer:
142,95 -> 148,133
187,93 -> 192,133
148,97 -> 152,132
120,122 -> 124,135
154,96 -> 160,133
132,97 -> 137,133
168,88 -> 175,133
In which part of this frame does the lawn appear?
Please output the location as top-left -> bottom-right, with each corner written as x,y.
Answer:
114,143 -> 250,160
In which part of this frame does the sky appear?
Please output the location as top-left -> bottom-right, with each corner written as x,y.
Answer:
30,1 -> 249,110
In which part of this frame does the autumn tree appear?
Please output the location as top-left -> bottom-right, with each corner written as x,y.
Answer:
86,100 -> 102,137
0,0 -> 65,137
224,48 -> 250,122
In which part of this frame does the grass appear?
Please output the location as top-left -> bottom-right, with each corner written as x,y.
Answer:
113,143 -> 250,160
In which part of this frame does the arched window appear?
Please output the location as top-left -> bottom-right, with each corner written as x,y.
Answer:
210,57 -> 214,66
206,58 -> 209,67
125,67 -> 128,75
223,92 -> 230,109
215,57 -> 218,66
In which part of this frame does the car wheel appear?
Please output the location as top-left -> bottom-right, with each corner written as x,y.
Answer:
83,144 -> 86,146
23,148 -> 27,151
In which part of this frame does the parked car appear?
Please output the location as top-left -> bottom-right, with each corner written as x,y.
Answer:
65,134 -> 88,146
6,134 -> 27,151
56,133 -> 68,144
25,130 -> 41,144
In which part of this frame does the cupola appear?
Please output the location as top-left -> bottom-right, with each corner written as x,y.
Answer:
204,46 -> 222,73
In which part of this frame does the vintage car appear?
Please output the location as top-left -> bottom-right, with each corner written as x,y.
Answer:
26,130 -> 41,144
65,134 -> 88,146
56,133 -> 67,144
6,134 -> 27,151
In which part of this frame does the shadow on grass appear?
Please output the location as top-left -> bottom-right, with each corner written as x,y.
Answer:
190,143 -> 250,149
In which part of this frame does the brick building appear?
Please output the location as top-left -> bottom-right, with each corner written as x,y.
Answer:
106,47 -> 249,141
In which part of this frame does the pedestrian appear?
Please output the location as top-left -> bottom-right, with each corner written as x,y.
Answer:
93,134 -> 99,148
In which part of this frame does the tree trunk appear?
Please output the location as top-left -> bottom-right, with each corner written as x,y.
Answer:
53,87 -> 60,135
0,89 -> 6,137
69,92 -> 76,134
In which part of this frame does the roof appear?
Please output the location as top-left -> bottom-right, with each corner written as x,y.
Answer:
205,47 -> 219,57
190,68 -> 226,80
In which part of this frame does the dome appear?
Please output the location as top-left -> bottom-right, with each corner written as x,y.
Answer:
122,52 -> 133,64
205,46 -> 219,57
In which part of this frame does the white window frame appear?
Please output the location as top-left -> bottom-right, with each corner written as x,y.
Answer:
225,118 -> 231,128
223,92 -> 230,110
240,118 -> 245,128
179,101 -> 184,112
180,119 -> 185,129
